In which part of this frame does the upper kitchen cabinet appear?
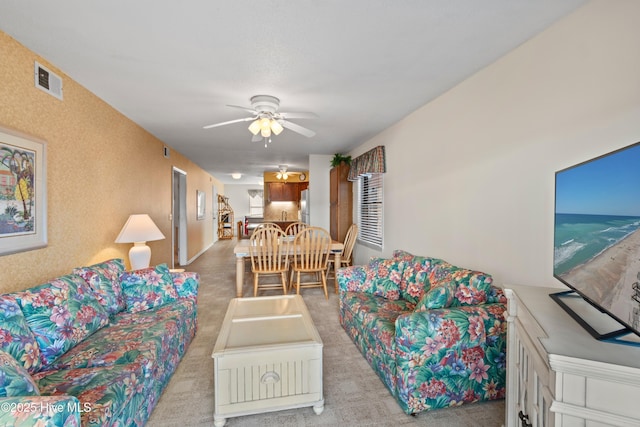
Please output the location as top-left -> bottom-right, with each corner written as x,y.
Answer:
267,182 -> 298,202
330,163 -> 352,242
263,170 -> 309,202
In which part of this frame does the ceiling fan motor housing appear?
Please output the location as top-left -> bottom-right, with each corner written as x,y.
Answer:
250,95 -> 280,114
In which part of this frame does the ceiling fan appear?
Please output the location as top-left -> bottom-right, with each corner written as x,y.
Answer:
203,95 -> 317,146
275,165 -> 304,180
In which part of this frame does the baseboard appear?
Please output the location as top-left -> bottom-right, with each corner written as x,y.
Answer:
183,242 -> 214,266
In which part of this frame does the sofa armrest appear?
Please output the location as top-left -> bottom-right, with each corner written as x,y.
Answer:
0,395 -> 82,426
170,271 -> 199,302
394,303 -> 507,413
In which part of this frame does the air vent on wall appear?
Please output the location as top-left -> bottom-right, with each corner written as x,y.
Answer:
34,62 -> 63,100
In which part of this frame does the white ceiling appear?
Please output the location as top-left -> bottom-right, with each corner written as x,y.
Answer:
0,0 -> 585,184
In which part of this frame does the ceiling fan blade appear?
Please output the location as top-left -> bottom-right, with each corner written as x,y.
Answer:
279,120 -> 316,138
227,104 -> 258,115
203,117 -> 254,129
279,111 -> 318,120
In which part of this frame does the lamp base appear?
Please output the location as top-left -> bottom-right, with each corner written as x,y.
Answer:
129,242 -> 151,270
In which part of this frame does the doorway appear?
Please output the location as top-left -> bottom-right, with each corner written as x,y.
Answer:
172,167 -> 188,267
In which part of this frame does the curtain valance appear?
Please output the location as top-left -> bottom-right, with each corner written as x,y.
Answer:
248,190 -> 263,198
347,145 -> 386,181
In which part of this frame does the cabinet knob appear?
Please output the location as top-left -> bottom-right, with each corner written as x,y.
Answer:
518,411 -> 532,427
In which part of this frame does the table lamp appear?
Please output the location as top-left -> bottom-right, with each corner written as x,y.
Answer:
115,214 -> 165,270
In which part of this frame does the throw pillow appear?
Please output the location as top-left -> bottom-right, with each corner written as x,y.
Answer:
449,269 -> 494,306
170,271 -> 199,301
120,263 -> 178,313
73,258 -> 126,315
0,296 -> 42,374
13,275 -> 110,367
366,258 -> 403,300
0,349 -> 40,397
414,280 -> 457,311
393,250 -> 448,304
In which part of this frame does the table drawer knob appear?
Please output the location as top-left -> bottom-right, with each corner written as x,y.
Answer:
261,371 -> 280,384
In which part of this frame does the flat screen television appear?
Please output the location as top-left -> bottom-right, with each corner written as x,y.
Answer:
553,141 -> 640,343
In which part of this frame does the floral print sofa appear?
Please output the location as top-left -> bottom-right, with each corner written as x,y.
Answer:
337,250 -> 506,415
0,259 -> 198,426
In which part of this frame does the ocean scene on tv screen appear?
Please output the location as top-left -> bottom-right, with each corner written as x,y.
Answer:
554,142 -> 640,330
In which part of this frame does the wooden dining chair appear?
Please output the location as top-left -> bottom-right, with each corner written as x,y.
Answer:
284,221 -> 308,236
250,222 -> 280,236
290,226 -> 331,299
326,223 -> 358,292
249,227 -> 290,296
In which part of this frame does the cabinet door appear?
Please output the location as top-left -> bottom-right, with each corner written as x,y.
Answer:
283,183 -> 298,201
329,167 -> 338,205
511,320 -> 554,427
267,183 -> 282,201
268,182 -> 298,202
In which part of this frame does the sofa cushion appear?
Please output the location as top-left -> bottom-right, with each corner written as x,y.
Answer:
120,263 -> 179,313
14,275 -> 110,366
393,250 -> 447,304
49,299 -> 197,378
0,349 -> 40,397
428,263 -> 494,307
0,296 -> 42,374
367,258 -> 404,300
73,258 -> 126,316
36,362 -> 149,427
414,280 -> 457,311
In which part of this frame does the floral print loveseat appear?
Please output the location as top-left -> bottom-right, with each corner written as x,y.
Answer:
0,259 -> 198,426
337,250 -> 506,415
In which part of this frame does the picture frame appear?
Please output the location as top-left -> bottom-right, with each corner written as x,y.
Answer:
196,190 -> 206,220
0,126 -> 47,256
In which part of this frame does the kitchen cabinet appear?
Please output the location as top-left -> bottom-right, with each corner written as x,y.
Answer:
267,182 -> 298,202
330,163 -> 352,242
504,285 -> 640,427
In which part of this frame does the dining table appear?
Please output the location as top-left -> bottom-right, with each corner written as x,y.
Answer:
233,238 -> 344,297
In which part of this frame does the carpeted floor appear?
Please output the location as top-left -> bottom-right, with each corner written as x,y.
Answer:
146,239 -> 505,426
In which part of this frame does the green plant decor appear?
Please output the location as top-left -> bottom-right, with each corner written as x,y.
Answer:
331,153 -> 352,167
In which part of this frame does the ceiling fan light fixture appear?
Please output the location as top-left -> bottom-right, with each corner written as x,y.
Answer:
259,117 -> 272,137
271,120 -> 284,135
248,119 -> 261,135
276,165 -> 289,180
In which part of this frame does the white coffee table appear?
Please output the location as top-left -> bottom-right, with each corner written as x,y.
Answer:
211,295 -> 324,427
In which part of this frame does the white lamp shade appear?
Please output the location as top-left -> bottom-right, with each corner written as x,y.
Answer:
115,214 -> 165,243
115,214 -> 165,270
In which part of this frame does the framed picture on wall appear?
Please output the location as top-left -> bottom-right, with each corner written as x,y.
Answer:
197,190 -> 206,220
0,126 -> 47,256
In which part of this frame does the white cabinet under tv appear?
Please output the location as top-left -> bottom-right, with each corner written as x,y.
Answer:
504,285 -> 640,427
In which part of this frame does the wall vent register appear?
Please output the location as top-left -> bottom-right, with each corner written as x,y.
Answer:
34,61 -> 63,100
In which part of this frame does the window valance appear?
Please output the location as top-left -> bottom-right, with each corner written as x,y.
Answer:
248,190 -> 263,198
347,145 -> 386,182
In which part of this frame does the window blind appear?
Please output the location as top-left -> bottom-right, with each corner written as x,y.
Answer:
358,173 -> 383,249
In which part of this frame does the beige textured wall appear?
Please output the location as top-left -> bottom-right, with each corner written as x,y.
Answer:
0,31 -> 222,293
351,0 -> 640,288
